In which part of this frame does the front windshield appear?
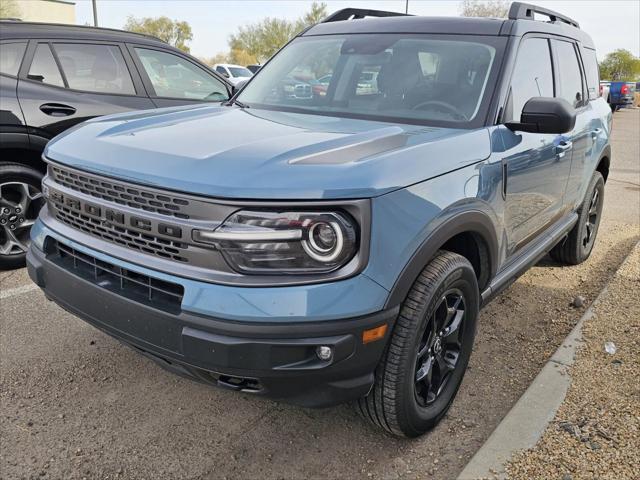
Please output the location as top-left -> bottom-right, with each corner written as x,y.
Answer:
238,34 -> 502,125
229,67 -> 252,77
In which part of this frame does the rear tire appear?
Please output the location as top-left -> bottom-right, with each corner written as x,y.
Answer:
357,251 -> 479,437
550,171 -> 604,265
0,163 -> 44,270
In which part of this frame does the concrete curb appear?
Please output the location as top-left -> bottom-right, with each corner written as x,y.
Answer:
457,277 -> 616,479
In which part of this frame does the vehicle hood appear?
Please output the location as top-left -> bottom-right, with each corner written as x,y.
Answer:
45,104 -> 491,200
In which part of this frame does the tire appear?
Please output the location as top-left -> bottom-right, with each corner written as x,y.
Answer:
357,251 -> 479,437
550,171 -> 604,265
0,162 -> 45,270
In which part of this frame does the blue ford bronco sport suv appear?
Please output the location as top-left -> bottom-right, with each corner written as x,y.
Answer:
27,4 -> 611,437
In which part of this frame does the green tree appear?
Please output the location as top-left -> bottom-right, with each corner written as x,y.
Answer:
0,0 -> 21,18
228,2 -> 328,63
599,49 -> 640,81
460,0 -> 509,18
124,16 -> 193,52
200,52 -> 231,67
295,1 -> 329,30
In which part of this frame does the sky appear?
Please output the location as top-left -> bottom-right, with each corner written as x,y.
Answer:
75,0 -> 640,60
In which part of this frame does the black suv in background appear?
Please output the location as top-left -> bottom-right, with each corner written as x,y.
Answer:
0,21 -> 232,268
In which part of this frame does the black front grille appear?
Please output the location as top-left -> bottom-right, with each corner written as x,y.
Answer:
53,203 -> 189,263
49,165 -> 190,219
47,239 -> 184,313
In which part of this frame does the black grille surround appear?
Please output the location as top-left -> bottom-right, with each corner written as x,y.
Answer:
46,238 -> 184,313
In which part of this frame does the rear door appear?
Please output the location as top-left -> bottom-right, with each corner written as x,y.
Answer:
551,39 -> 592,211
128,45 -> 231,108
17,40 -> 154,145
500,35 -> 572,253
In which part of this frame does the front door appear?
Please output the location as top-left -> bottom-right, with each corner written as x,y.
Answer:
500,36 -> 573,254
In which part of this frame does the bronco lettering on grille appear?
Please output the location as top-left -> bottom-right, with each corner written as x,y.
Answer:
49,189 -> 183,240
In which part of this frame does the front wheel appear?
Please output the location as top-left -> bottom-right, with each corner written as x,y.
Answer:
357,251 -> 479,437
0,163 -> 45,270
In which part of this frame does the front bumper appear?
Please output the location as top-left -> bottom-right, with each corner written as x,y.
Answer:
27,231 -> 397,408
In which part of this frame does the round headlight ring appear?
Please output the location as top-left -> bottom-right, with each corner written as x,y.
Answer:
302,220 -> 344,263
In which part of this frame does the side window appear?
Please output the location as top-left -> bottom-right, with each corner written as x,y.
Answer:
52,43 -> 135,95
553,40 -> 584,108
135,48 -> 229,101
28,44 -> 64,87
581,48 -> 600,100
216,66 -> 228,77
506,37 -> 554,122
0,42 -> 27,76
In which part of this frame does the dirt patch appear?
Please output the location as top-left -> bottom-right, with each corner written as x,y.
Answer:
505,243 -> 640,480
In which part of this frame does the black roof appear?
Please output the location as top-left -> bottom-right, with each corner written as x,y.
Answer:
307,16 -> 507,37
304,8 -> 595,49
0,21 -> 167,46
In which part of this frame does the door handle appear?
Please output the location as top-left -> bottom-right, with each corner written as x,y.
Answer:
555,141 -> 573,158
39,103 -> 76,117
591,128 -> 602,139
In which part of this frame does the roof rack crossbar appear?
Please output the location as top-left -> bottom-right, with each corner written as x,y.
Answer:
508,2 -> 579,28
322,8 -> 410,23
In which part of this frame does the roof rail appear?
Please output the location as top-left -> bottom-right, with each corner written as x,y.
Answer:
0,19 -> 164,42
508,2 -> 579,28
322,8 -> 410,23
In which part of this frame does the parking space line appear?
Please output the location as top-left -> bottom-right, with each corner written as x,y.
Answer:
0,283 -> 39,300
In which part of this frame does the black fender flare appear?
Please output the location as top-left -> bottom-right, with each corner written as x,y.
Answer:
598,144 -> 611,181
384,209 -> 499,309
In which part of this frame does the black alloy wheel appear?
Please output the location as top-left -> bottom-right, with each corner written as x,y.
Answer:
414,289 -> 466,407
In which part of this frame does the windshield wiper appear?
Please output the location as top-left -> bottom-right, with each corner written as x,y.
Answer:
227,98 -> 249,109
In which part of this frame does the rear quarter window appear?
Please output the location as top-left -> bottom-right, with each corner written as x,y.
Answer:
28,43 -> 65,87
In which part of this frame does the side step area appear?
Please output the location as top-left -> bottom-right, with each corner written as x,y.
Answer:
481,213 -> 578,305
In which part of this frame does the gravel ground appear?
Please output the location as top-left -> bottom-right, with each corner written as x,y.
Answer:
505,242 -> 640,480
0,111 -> 638,480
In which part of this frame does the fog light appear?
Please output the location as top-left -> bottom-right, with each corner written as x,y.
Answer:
316,345 -> 333,361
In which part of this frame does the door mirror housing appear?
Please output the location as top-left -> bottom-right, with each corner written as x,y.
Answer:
505,97 -> 576,134
234,79 -> 249,91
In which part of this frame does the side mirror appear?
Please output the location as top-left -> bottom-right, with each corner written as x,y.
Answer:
235,79 -> 249,90
506,97 -> 576,134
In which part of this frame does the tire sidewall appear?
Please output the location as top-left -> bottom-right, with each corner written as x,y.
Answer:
0,163 -> 44,269
400,260 -> 479,434
576,173 -> 605,262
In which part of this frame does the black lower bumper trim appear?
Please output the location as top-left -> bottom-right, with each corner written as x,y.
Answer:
27,244 -> 397,408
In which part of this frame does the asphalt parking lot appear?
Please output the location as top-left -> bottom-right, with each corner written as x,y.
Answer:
1,109 -> 638,480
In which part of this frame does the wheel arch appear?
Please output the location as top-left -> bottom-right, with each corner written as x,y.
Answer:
596,145 -> 611,182
384,209 -> 499,309
0,143 -> 47,174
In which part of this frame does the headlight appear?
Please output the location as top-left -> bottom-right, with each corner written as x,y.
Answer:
193,210 -> 358,274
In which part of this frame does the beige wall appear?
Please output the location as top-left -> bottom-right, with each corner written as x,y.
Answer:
15,0 -> 75,24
